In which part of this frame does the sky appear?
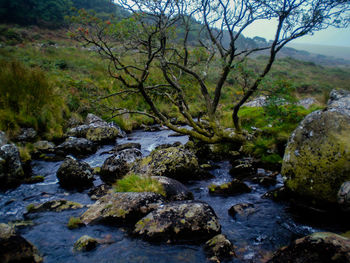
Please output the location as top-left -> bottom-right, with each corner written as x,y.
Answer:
243,19 -> 350,48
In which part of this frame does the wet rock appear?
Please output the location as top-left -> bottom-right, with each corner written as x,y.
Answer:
14,128 -> 37,142
152,176 -> 193,201
267,232 -> 350,263
204,234 -> 236,262
282,89 -> 350,207
0,144 -> 24,189
88,184 -> 112,200
134,200 -> 221,242
228,203 -> 255,217
262,186 -> 291,201
251,169 -> 277,187
81,192 -> 164,225
298,97 -> 317,109
26,199 -> 84,213
74,235 -> 98,252
100,154 -> 130,185
55,137 -> 98,157
0,131 -> 8,146
338,181 -> 350,212
0,223 -> 43,263
208,180 -> 251,196
113,142 -> 141,152
56,156 -> 94,189
32,140 -> 55,158
133,146 -> 206,182
229,158 -> 257,180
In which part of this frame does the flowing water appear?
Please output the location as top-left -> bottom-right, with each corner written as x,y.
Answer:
0,128 -> 343,262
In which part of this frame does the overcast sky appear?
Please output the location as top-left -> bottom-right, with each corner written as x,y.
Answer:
243,19 -> 350,47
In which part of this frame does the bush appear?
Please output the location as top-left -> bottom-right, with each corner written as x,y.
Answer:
114,174 -> 165,196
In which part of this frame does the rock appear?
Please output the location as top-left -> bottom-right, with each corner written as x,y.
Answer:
56,156 -> 94,189
88,184 -> 112,200
244,96 -> 267,107
155,142 -> 182,151
298,97 -> 317,109
251,169 -> 277,187
204,234 -> 236,262
74,235 -> 98,252
262,186 -> 291,201
26,199 -> 84,213
133,146 -> 206,182
228,203 -> 255,217
282,89 -> 350,207
229,158 -> 257,180
113,142 -> 141,152
66,124 -> 90,138
142,124 -> 161,132
267,232 -> 350,263
85,113 -> 105,125
338,181 -> 350,212
32,140 -> 55,158
14,128 -> 37,142
0,223 -> 43,263
208,180 -> 251,196
152,176 -> 193,201
100,154 -> 130,185
0,144 -> 24,189
55,137 -> 98,157
134,200 -> 221,242
0,131 -> 8,146
81,192 -> 164,225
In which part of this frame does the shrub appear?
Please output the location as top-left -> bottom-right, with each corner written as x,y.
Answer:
114,174 -> 165,196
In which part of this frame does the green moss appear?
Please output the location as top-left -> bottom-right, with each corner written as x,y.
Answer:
114,174 -> 165,196
26,203 -> 35,213
67,217 -> 83,229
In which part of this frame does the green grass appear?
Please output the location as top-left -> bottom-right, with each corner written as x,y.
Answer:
67,216 -> 83,229
114,174 -> 166,196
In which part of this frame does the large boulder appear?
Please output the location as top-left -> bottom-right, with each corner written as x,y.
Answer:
133,146 -> 207,182
282,89 -> 350,206
55,137 -> 98,157
267,232 -> 350,263
0,144 -> 24,189
100,148 -> 142,184
67,114 -> 126,144
81,192 -> 164,225
56,156 -> 94,189
152,176 -> 193,201
0,223 -> 43,263
134,200 -> 221,242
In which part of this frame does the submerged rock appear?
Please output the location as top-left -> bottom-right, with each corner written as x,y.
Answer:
26,199 -> 84,213
208,180 -> 251,196
267,232 -> 350,263
133,146 -> 207,182
152,176 -> 193,201
228,203 -> 255,218
134,200 -> 221,242
56,156 -> 94,189
81,192 -> 164,225
204,234 -> 236,262
282,89 -> 350,207
55,137 -> 98,157
0,144 -> 24,189
74,235 -> 98,252
0,223 -> 43,263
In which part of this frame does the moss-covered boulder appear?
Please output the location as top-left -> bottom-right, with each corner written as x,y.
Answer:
81,192 -> 164,225
133,146 -> 208,182
267,232 -> 350,263
134,200 -> 221,242
208,180 -> 251,196
204,234 -> 236,262
0,144 -> 24,189
0,223 -> 43,263
282,89 -> 350,206
26,199 -> 84,213
56,156 -> 95,189
74,235 -> 98,252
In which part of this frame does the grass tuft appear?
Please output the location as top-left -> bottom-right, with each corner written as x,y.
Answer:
114,174 -> 165,196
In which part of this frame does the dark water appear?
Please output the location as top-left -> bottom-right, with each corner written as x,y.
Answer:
0,128 -> 337,262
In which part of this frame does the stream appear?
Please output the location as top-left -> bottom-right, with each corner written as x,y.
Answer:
0,128 -> 342,262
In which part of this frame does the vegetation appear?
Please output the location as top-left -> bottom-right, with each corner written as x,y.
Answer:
114,174 -> 165,196
71,0 -> 349,144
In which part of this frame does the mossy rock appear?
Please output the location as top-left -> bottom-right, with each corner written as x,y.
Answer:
282,108 -> 350,206
208,180 -> 251,196
26,200 -> 84,213
74,235 -> 98,252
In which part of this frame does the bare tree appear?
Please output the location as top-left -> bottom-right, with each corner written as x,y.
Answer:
70,0 -> 350,143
